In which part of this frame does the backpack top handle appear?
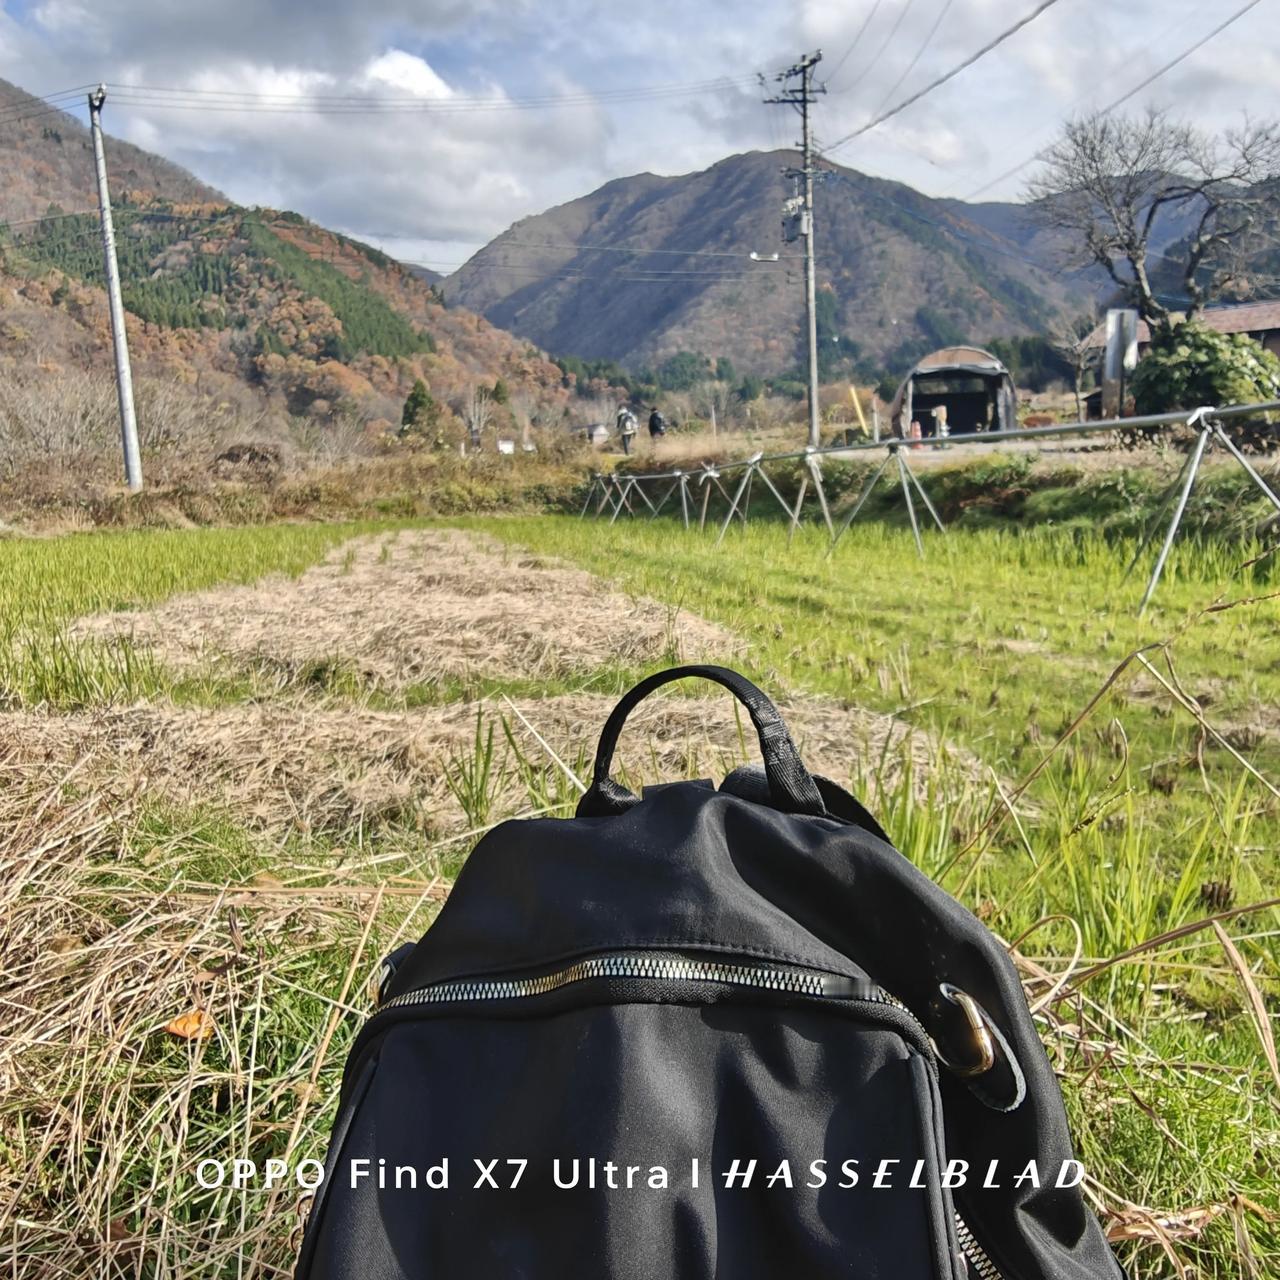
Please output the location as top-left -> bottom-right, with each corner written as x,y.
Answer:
576,665 -> 827,819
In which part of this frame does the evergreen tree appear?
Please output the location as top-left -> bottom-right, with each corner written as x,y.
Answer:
402,378 -> 435,430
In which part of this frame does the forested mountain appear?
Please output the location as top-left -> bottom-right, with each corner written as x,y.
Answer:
444,149 -> 1101,381
0,77 -> 565,431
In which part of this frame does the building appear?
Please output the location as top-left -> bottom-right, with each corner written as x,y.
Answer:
889,346 -> 1018,439
1088,300 -> 1280,358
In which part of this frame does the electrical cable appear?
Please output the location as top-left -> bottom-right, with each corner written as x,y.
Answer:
845,0 -> 921,109
961,0 -> 1268,200
826,0 -> 887,87
98,73 -> 772,117
819,0 -> 1064,157
0,85 -> 96,122
867,0 -> 956,120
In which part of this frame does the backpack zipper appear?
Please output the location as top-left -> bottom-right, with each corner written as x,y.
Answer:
954,1211 -> 1008,1280
372,950 -> 1006,1280
377,951 -> 872,1009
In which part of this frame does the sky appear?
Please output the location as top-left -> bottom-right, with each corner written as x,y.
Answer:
0,0 -> 1275,271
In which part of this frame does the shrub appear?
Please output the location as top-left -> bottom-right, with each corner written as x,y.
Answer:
1131,321 -> 1280,413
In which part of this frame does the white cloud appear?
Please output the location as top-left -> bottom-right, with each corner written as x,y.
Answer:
0,0 -> 1275,257
363,50 -> 452,99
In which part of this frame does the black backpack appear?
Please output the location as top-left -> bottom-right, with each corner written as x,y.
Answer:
297,666 -> 1123,1279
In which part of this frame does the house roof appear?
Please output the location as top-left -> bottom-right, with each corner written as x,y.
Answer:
1086,300 -> 1280,347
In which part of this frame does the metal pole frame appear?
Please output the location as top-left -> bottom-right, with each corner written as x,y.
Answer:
805,450 -> 834,536
897,448 -> 946,536
787,473 -> 809,546
630,477 -> 658,516
1139,406 -> 1280,611
648,473 -> 683,520
715,453 -> 764,546
1139,408 -> 1215,611
896,450 -> 925,558
827,451 -> 893,555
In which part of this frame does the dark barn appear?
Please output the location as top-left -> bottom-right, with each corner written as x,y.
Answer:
890,345 -> 1017,439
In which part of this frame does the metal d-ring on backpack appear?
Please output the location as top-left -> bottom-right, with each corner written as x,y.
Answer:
297,665 -> 1124,1279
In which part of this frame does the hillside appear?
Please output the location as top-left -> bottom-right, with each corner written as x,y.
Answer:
0,80 -> 223,222
444,149 -> 1099,380
0,77 -> 566,435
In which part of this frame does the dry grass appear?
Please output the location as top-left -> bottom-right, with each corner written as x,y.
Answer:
0,525 -> 1003,1277
71,529 -> 740,688
0,690 -> 980,840
0,754 -> 431,1278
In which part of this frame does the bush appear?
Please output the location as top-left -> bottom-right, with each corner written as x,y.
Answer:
1131,321 -> 1280,414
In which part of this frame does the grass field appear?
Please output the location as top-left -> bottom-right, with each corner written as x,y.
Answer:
2,511 -> 1278,1277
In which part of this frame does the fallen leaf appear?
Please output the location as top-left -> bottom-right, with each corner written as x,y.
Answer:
165,1009 -> 215,1040
1105,1203 -> 1226,1243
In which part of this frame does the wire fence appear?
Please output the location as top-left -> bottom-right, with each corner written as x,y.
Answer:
580,400 -> 1280,612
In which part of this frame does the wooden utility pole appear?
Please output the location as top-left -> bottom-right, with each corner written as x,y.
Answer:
766,52 -> 825,449
88,84 -> 142,492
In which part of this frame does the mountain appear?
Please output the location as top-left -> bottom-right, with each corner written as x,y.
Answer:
0,80 -> 223,222
444,149 -> 1102,380
0,77 -> 565,432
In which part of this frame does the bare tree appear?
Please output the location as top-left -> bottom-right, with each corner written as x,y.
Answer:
694,380 -> 736,435
506,388 -> 539,449
460,384 -> 494,453
1027,109 -> 1280,334
1048,309 -> 1101,422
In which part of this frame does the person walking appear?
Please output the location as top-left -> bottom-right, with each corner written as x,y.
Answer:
616,404 -> 638,455
648,405 -> 667,443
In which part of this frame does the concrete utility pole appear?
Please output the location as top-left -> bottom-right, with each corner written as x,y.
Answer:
766,52 -> 825,449
88,84 -> 142,492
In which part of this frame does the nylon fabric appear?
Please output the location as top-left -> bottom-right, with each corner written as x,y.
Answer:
300,668 -> 1126,1280
305,1003 -> 952,1280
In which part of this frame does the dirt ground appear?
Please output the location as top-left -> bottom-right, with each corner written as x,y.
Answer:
21,530 -> 982,837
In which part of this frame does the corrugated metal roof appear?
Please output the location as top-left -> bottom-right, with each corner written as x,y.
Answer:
1086,300 -> 1280,347
914,345 -> 1007,372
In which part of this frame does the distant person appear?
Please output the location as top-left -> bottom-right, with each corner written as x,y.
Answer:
616,405 -> 638,455
648,406 -> 667,442
931,404 -> 949,449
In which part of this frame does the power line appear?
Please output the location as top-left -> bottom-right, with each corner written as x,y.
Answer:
928,7 -> 1203,200
826,1 -> 887,88
97,74 -> 771,117
359,235 -> 804,261
0,92 -> 95,128
961,0 -> 1268,200
818,166 -> 1199,305
845,0 -> 922,107
0,85 -> 96,121
104,72 -> 766,105
819,0 -> 1065,157
867,0 -> 956,120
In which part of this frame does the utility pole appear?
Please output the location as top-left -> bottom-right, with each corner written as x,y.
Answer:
88,84 -> 142,492
766,51 -> 825,449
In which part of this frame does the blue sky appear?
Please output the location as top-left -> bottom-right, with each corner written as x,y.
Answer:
0,0 -> 1274,269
